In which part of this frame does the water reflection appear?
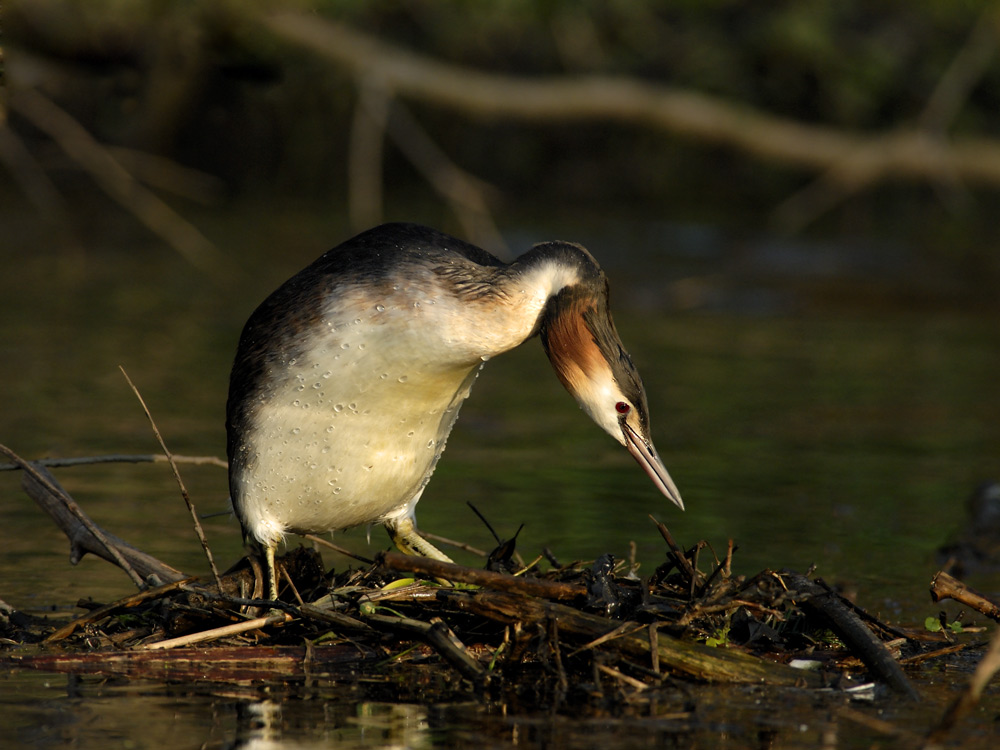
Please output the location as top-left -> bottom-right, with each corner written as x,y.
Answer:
230,700 -> 433,750
5,670 -> 998,749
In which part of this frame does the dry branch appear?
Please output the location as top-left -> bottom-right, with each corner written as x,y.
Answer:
142,612 -> 292,651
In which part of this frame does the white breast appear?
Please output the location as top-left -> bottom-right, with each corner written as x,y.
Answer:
235,280 -> 480,547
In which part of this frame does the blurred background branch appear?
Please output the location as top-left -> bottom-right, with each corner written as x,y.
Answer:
266,10 -> 1000,188
3,0 -> 1000,276
10,87 -> 220,269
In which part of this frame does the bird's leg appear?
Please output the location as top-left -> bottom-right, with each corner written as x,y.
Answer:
264,542 -> 279,601
385,515 -> 454,562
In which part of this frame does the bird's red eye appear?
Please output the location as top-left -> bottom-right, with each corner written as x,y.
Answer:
615,402 -> 630,414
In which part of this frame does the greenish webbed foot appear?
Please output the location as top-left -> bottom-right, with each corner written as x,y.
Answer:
385,516 -> 459,587
386,516 -> 454,562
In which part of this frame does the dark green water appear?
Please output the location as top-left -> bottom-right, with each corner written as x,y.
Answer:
2,201 -> 998,747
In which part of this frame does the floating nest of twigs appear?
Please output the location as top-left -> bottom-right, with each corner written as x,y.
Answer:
2,451 -> 998,721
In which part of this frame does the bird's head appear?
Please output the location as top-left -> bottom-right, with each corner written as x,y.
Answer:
539,279 -> 684,510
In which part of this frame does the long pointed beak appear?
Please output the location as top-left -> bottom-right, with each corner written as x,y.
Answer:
622,421 -> 684,510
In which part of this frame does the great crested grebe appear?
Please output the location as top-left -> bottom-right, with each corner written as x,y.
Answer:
227,223 -> 683,600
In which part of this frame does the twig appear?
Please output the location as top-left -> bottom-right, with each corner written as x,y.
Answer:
597,663 -> 649,691
120,366 -> 223,592
142,612 -> 293,650
465,502 -> 526,568
567,622 -> 646,657
419,530 -> 488,558
648,623 -> 660,673
549,617 -> 569,698
899,642 -> 971,666
649,515 -> 698,584
279,565 -> 306,606
0,453 -> 228,472
361,611 -> 486,684
687,543 -> 703,599
302,533 -> 375,565
674,599 -> 785,628
177,584 -> 373,632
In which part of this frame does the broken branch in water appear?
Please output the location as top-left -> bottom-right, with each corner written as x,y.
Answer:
14,455 -> 188,587
1,443 -> 153,588
929,570 -> 1000,622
